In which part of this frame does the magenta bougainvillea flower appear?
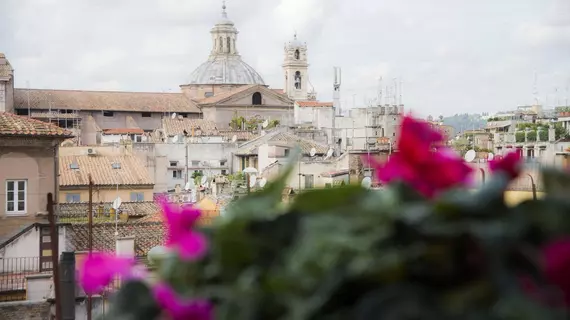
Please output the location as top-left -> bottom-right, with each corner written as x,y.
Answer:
153,282 -> 213,320
79,252 -> 134,295
542,238 -> 570,306
158,198 -> 208,261
489,151 -> 522,180
375,116 -> 473,198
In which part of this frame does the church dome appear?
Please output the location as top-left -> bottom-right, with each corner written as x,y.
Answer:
187,56 -> 265,85
185,2 -> 265,86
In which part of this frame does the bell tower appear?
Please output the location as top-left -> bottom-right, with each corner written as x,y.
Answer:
282,33 -> 309,100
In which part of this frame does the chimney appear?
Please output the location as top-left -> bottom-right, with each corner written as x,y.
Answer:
116,236 -> 135,257
59,252 -> 76,320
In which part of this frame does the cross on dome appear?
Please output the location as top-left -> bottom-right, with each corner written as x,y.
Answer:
222,0 -> 227,18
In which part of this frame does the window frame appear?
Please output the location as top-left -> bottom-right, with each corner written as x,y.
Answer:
103,111 -> 114,117
65,193 -> 81,203
130,192 -> 144,202
6,179 -> 27,215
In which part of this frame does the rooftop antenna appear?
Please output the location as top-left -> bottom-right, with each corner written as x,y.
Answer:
377,76 -> 383,106
392,78 -> 398,105
333,67 -> 342,116
26,81 -> 31,117
399,78 -> 404,105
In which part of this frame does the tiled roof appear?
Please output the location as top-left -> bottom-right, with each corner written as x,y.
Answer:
57,201 -> 159,221
59,155 -> 154,186
162,118 -> 218,137
0,112 -> 73,137
0,54 -> 13,78
102,128 -> 145,135
197,85 -> 257,105
14,88 -> 201,113
66,222 -> 165,256
235,130 -> 329,156
218,130 -> 257,141
296,101 -> 333,108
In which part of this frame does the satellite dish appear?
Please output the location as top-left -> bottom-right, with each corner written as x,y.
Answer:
464,149 -> 476,163
326,148 -> 334,158
184,182 -> 191,190
488,153 -> 495,161
231,135 -> 237,143
249,175 -> 257,188
171,113 -> 177,119
361,177 -> 372,189
200,176 -> 207,185
172,135 -> 179,143
259,178 -> 267,188
310,147 -> 317,157
262,119 -> 269,128
112,197 -> 122,210
243,167 -> 258,174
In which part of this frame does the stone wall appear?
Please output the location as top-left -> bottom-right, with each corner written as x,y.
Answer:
0,300 -> 51,320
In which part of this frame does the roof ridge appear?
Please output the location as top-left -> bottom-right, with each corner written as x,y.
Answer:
15,88 -> 186,95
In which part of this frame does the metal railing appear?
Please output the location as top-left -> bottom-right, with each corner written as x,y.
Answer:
0,257 -> 50,302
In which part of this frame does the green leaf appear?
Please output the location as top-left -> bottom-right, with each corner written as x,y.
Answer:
103,281 -> 161,320
542,167 -> 570,199
289,185 -> 369,213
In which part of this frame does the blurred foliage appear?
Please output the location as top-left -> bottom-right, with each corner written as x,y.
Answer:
105,154 -> 570,320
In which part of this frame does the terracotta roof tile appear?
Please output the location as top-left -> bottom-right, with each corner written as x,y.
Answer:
197,85 -> 257,105
218,130 -> 257,141
296,101 -> 333,107
67,222 -> 165,256
57,201 -> 159,221
162,118 -> 218,137
59,155 -> 154,186
0,112 -> 73,137
14,88 -> 201,113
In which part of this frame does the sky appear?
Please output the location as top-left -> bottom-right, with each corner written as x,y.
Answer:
1,0 -> 570,117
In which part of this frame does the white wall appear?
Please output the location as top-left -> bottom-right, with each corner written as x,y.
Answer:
0,226 -> 67,273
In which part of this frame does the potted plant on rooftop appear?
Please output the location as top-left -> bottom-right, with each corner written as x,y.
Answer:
80,116 -> 570,320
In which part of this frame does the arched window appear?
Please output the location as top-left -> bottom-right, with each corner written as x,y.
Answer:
294,71 -> 302,89
227,37 -> 231,53
218,37 -> 223,52
252,92 -> 262,105
294,49 -> 300,60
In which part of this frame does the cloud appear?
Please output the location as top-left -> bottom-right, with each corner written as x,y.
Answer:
1,0 -> 570,116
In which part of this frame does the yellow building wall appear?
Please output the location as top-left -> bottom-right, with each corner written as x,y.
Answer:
59,188 -> 154,203
504,190 -> 545,207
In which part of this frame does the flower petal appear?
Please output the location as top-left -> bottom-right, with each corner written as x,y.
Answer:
153,283 -> 213,320
177,232 -> 209,261
79,252 -> 134,295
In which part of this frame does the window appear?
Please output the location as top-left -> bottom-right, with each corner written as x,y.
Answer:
220,160 -> 227,166
6,180 -> 26,214
252,92 -> 262,105
169,161 -> 178,167
192,160 -> 200,167
16,109 -> 29,116
130,192 -> 144,202
103,111 -> 114,117
65,193 -> 80,203
141,112 -> 152,118
173,170 -> 183,179
221,170 -> 227,175
284,149 -> 290,157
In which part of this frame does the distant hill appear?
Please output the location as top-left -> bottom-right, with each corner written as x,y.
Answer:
442,114 -> 487,135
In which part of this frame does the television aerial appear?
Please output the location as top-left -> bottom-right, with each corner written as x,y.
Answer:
171,113 -> 177,119
488,153 -> 495,161
259,178 -> 267,188
249,174 -> 257,188
361,177 -> 372,189
262,119 -> 269,128
200,175 -> 207,185
310,147 -> 316,157
464,149 -> 476,163
231,135 -> 237,143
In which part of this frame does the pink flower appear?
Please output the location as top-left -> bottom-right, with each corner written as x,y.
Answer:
542,238 -> 570,306
375,116 -> 473,198
153,282 -> 213,320
79,252 -> 134,295
158,198 -> 208,261
489,151 -> 522,179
